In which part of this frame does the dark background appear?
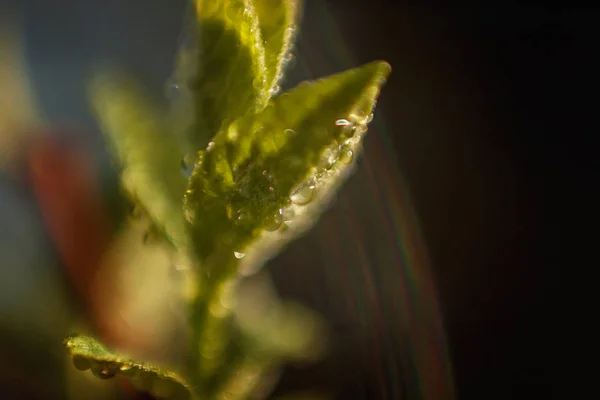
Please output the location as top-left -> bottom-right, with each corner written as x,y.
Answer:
2,0 -> 592,398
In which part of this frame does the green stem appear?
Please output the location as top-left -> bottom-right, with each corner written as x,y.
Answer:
189,252 -> 241,398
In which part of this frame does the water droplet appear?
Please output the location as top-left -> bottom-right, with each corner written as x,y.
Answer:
283,207 -> 295,224
91,366 -> 116,380
268,186 -> 275,192
72,356 -> 91,371
234,210 -> 247,226
206,141 -> 215,152
338,148 -> 354,165
265,209 -> 284,231
291,184 -> 315,205
284,128 -> 295,135
269,84 -> 281,96
335,119 -> 351,126
366,112 -> 374,123
234,251 -> 246,259
328,147 -> 341,166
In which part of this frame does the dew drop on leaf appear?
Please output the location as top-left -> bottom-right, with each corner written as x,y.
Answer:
91,365 -> 116,380
269,84 -> 281,97
206,141 -> 216,152
119,364 -> 133,372
283,207 -> 295,225
291,184 -> 315,205
72,355 -> 91,371
321,147 -> 340,170
338,148 -> 354,165
335,119 -> 351,126
234,251 -> 246,259
284,128 -> 295,135
265,209 -> 284,231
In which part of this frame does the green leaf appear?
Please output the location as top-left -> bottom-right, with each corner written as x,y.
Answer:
253,0 -> 301,97
187,0 -> 269,149
184,60 -> 390,272
90,72 -> 190,252
64,335 -> 193,399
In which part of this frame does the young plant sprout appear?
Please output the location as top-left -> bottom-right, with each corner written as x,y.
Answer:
65,1 -> 390,399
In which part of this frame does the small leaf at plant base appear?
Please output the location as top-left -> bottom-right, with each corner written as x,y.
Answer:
64,335 -> 192,399
185,60 -> 390,269
188,0 -> 269,149
253,0 -> 301,97
90,72 -> 190,252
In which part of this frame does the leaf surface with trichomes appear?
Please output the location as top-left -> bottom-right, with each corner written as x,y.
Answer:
188,0 -> 269,149
253,0 -> 301,96
184,60 -> 391,274
64,335 -> 192,399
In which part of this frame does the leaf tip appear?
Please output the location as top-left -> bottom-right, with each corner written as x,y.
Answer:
372,60 -> 392,82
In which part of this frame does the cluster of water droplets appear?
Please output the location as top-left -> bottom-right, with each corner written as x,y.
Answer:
173,102 -> 376,268
223,163 -> 285,259
285,109 -> 377,222
235,112 -> 375,275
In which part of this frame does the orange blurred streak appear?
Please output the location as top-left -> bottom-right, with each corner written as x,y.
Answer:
26,133 -> 152,355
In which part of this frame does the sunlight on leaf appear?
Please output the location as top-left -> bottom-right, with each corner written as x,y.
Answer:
184,61 -> 391,274
253,0 -> 301,98
64,335 -> 193,399
189,0 -> 269,149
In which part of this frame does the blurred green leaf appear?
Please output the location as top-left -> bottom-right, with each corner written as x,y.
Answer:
253,0 -> 301,97
188,0 -> 269,149
64,335 -> 192,399
90,72 -> 190,252
184,60 -> 391,272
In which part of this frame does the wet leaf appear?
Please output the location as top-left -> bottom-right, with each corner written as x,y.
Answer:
64,335 -> 193,399
89,72 -> 190,252
184,60 -> 390,273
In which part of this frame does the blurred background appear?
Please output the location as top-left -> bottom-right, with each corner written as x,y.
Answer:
1,0 -> 589,399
